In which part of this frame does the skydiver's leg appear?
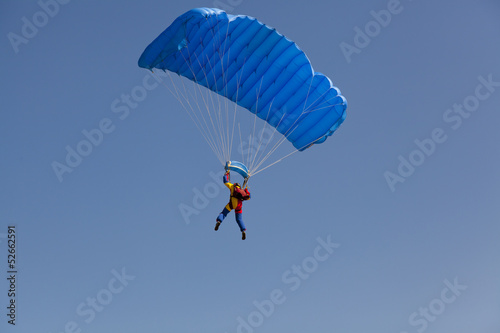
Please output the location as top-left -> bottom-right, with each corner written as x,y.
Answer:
215,207 -> 230,231
235,212 -> 246,240
217,207 -> 230,222
235,212 -> 246,232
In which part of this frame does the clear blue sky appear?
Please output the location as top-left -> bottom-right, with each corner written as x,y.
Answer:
1,0 -> 499,332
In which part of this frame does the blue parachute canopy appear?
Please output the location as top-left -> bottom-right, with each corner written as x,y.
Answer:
138,7 -> 347,151
225,161 -> 249,179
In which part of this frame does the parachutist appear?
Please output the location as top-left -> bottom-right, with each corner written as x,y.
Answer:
215,170 -> 251,240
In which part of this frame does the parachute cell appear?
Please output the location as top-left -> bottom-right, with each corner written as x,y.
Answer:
138,8 -> 347,151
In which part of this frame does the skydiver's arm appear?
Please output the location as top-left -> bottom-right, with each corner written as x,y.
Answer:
244,188 -> 251,200
223,172 -> 233,190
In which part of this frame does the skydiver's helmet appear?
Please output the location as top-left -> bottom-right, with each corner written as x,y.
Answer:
234,183 -> 241,188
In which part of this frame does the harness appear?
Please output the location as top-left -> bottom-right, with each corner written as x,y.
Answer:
228,186 -> 249,210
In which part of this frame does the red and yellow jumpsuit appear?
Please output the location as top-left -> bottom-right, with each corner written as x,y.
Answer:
216,172 -> 250,231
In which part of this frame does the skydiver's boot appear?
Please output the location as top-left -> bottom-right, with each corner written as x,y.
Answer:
241,231 -> 246,240
215,220 -> 221,231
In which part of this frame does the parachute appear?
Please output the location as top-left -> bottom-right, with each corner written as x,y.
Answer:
138,8 -> 347,177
